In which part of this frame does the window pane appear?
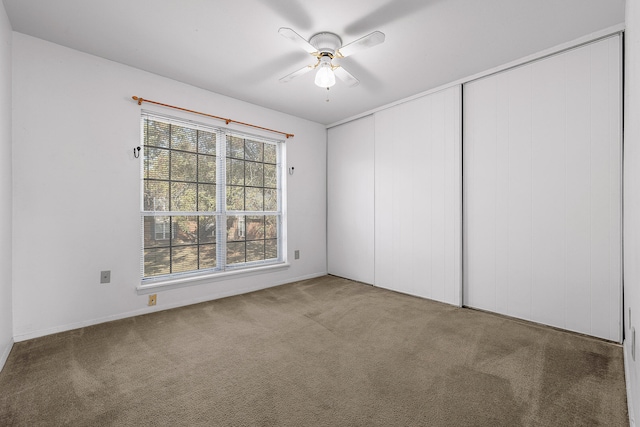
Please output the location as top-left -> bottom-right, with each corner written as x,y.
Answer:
144,216 -> 172,247
171,151 -> 197,182
265,216 -> 277,239
247,241 -> 265,262
197,184 -> 216,211
144,247 -> 170,277
144,181 -> 169,211
198,155 -> 216,183
171,125 -> 197,152
245,187 -> 263,211
227,215 -> 245,242
264,143 -> 277,164
226,186 -> 244,211
171,245 -> 198,273
245,140 -> 263,162
199,244 -> 216,269
172,216 -> 197,245
170,182 -> 197,211
145,120 -> 170,148
198,130 -> 216,154
227,158 -> 244,185
198,216 -> 216,244
143,217 -> 156,247
264,164 -> 277,188
246,216 -> 265,240
246,162 -> 264,187
145,147 -> 169,180
265,239 -> 278,259
227,136 -> 244,159
264,189 -> 277,211
227,242 -> 245,265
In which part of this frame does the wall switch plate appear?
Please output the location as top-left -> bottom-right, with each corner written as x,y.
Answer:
100,270 -> 111,284
294,250 -> 300,260
148,294 -> 157,306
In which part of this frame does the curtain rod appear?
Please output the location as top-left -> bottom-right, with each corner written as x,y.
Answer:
132,96 -> 294,139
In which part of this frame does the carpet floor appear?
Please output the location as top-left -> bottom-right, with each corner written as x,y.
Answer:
0,275 -> 629,426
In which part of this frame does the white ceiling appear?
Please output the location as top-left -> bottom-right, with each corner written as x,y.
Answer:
2,0 -> 625,125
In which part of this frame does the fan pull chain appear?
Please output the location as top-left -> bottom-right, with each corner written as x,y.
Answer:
326,87 -> 330,103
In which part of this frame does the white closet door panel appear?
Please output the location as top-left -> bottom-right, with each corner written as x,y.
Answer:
505,65 -> 533,321
565,46 -> 592,335
590,39 -> 614,340
431,98 -> 447,302
374,111 -> 394,288
494,73 -> 511,315
530,54 -> 566,329
375,86 -> 462,306
465,78 -> 499,311
464,35 -> 621,342
606,37 -> 623,340
327,116 -> 375,284
444,90 -> 462,304
409,98 -> 433,298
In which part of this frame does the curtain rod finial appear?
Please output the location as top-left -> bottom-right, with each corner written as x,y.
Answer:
132,96 -> 143,105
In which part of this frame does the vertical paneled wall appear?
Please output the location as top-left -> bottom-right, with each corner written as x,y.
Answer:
374,86 -> 462,306
327,116 -> 375,284
464,36 -> 622,342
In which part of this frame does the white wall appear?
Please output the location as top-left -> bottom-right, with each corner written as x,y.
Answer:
327,116 -> 375,284
625,1 -> 640,424
0,2 -> 13,370
464,36 -> 622,343
11,33 -> 327,341
374,87 -> 462,305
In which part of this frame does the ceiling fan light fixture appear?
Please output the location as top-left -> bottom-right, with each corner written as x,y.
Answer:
279,27 -> 384,88
315,56 -> 335,88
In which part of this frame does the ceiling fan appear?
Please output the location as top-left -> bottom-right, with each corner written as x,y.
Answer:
278,27 -> 385,88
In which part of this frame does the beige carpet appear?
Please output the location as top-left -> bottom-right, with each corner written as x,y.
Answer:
0,275 -> 629,426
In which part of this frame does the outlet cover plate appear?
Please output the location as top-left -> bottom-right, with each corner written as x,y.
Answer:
100,270 -> 111,284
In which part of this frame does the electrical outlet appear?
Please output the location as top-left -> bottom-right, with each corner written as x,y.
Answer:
148,294 -> 157,306
100,270 -> 111,284
294,250 -> 300,260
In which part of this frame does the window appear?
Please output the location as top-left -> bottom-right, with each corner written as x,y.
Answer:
141,114 -> 284,281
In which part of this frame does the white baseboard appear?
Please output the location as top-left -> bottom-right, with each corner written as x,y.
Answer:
0,339 -> 14,373
13,271 -> 328,343
625,338 -> 637,427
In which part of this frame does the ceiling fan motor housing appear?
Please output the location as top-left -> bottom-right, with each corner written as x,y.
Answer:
310,32 -> 342,55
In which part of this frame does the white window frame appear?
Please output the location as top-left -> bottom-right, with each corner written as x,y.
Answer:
138,112 -> 287,291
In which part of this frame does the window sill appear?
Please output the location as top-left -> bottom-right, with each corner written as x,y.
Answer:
136,262 -> 290,295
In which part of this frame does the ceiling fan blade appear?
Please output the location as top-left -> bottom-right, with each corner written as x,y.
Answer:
278,27 -> 317,54
279,64 -> 314,83
337,31 -> 385,58
334,66 -> 360,87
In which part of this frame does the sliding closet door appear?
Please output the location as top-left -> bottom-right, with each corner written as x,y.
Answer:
375,86 -> 462,306
327,116 -> 375,284
464,35 -> 622,342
